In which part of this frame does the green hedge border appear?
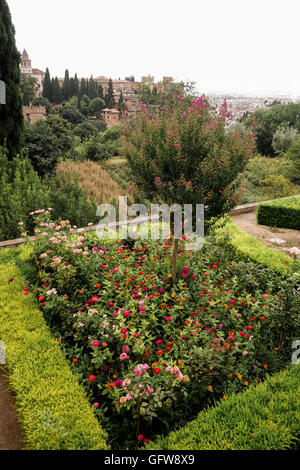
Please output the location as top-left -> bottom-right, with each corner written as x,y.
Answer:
149,365 -> 300,450
257,196 -> 300,230
0,246 -> 108,450
215,218 -> 300,274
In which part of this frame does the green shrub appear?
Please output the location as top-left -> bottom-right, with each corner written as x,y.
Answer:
257,196 -> 300,230
214,218 -> 299,274
286,137 -> 300,185
0,247 -> 108,450
261,175 -> 297,200
149,365 -> 300,450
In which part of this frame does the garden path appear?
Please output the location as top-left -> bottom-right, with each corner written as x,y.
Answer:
231,209 -> 300,257
0,368 -> 23,450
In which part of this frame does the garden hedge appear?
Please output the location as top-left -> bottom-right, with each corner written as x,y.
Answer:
257,196 -> 300,230
215,218 -> 299,274
149,365 -> 300,450
0,246 -> 108,450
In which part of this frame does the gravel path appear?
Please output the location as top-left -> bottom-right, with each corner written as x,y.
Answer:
231,209 -> 300,256
0,368 -> 23,450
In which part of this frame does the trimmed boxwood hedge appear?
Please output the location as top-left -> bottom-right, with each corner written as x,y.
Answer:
257,196 -> 300,230
215,218 -> 299,274
148,365 -> 300,450
0,246 -> 108,450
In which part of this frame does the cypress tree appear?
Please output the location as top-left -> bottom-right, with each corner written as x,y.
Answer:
80,78 -> 86,97
98,83 -> 104,99
53,77 -> 62,104
69,76 -> 75,98
62,69 -> 70,100
105,78 -> 114,108
88,76 -> 97,99
42,67 -> 52,101
74,73 -> 79,97
0,0 -> 24,156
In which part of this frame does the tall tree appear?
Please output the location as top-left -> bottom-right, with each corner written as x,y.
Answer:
80,77 -> 87,97
52,77 -> 62,104
98,83 -> 104,99
74,73 -> 79,97
88,76 -> 97,99
42,67 -> 52,101
69,76 -> 75,98
20,73 -> 37,105
105,78 -> 114,108
0,0 -> 24,156
62,69 -> 70,101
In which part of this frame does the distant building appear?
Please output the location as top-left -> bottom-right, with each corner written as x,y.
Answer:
101,108 -> 120,127
23,105 -> 46,124
20,49 -> 45,96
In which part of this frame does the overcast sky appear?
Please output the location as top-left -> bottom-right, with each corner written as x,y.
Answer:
6,0 -> 300,97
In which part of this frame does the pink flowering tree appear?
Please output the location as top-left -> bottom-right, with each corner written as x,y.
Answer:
121,96 -> 257,281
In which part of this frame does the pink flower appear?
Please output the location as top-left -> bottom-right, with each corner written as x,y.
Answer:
137,434 -> 143,441
92,340 -> 100,347
120,353 -> 128,360
136,368 -> 142,376
166,316 -> 172,322
134,332 -> 140,338
181,265 -> 189,278
215,338 -> 221,343
102,342 -> 108,348
122,345 -> 130,353
124,310 -> 130,318
94,402 -> 99,408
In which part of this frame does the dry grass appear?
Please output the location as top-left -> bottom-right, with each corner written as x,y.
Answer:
57,160 -> 124,204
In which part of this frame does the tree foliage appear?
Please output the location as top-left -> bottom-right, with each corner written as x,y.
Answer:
0,0 -> 24,156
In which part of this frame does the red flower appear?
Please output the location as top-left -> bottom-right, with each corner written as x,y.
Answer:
153,368 -> 161,375
72,358 -> 78,363
8,278 -> 14,283
137,434 -> 143,441
89,375 -> 96,382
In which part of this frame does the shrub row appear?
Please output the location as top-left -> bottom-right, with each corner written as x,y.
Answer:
0,246 -> 108,450
149,365 -> 300,450
257,196 -> 300,230
214,218 -> 299,274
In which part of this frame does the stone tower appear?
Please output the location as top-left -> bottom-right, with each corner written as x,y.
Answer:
21,49 -> 32,74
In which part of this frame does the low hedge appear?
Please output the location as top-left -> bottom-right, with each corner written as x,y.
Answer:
214,218 -> 299,274
0,246 -> 108,450
148,365 -> 300,450
257,196 -> 300,230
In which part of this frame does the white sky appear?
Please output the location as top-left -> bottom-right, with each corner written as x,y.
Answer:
6,0 -> 300,97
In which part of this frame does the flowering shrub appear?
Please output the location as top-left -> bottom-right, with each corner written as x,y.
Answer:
121,95 -> 257,281
23,212 -> 300,449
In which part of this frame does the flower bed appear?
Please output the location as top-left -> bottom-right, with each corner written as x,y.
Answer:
22,211 -> 300,449
257,195 -> 300,230
0,246 -> 108,450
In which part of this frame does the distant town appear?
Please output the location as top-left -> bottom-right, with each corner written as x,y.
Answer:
21,49 -> 295,126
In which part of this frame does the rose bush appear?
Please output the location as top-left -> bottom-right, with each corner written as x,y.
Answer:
22,211 -> 300,449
